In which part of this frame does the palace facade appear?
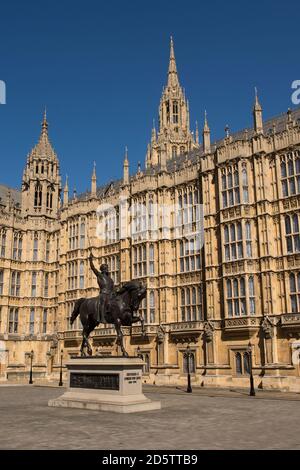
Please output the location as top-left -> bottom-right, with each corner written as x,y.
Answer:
1,39 -> 300,391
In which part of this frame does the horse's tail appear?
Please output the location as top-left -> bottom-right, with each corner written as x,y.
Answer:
70,298 -> 85,325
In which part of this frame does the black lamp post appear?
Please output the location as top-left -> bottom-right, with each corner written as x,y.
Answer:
185,345 -> 193,393
58,349 -> 63,387
248,341 -> 256,397
29,350 -> 34,384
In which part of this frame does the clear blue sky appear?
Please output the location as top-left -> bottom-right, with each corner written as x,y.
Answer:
0,0 -> 299,193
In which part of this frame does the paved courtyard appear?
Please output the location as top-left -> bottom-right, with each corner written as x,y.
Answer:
0,385 -> 299,450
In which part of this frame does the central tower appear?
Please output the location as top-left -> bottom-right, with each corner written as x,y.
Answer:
146,37 -> 199,168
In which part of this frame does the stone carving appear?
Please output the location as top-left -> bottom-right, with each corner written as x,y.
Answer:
203,320 -> 214,343
156,325 -> 165,344
261,315 -> 275,339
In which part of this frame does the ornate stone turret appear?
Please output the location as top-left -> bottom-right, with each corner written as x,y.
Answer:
21,110 -> 62,218
146,37 -> 199,167
123,147 -> 129,185
202,111 -> 211,154
63,175 -> 69,206
253,87 -> 263,135
91,161 -> 97,196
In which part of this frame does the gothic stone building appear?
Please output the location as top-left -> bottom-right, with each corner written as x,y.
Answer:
1,38 -> 300,391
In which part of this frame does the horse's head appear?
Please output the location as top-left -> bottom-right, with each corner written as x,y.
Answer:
131,282 -> 146,312
118,281 -> 146,312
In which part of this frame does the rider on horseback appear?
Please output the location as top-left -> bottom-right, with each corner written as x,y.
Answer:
89,252 -> 115,323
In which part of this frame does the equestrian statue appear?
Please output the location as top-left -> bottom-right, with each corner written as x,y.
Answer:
70,251 -> 146,357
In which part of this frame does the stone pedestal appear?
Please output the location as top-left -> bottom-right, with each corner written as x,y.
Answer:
48,357 -> 161,413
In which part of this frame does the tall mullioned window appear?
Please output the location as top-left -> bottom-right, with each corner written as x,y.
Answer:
31,272 -> 37,297
221,165 -> 240,208
45,238 -> 50,262
172,101 -> 178,124
281,151 -> 300,197
8,308 -> 18,333
10,271 -> 20,296
224,223 -> 243,261
138,297 -> 147,323
29,308 -> 35,335
290,272 -> 300,313
46,189 -> 53,209
44,273 -> 49,297
13,233 -> 22,261
79,261 -> 85,289
69,221 -> 79,250
0,230 -> 6,257
33,235 -> 38,261
149,244 -> 155,275
42,309 -> 48,334
68,261 -> 78,290
180,286 -> 203,321
104,210 -> 119,244
149,290 -> 155,323
34,183 -> 42,208
0,270 -> 4,295
102,255 -> 119,285
178,188 -> 200,228
80,220 -> 86,249
179,237 -> 201,272
133,245 -> 147,278
226,277 -> 255,317
285,214 -> 300,253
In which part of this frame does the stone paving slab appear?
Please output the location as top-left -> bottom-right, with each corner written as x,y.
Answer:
0,385 -> 299,450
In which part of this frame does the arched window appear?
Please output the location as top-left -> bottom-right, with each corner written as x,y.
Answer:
236,352 -> 242,375
181,289 -> 185,321
34,184 -> 42,207
29,309 -> 35,335
183,351 -> 195,373
172,101 -> 178,124
290,272 -> 300,313
149,244 -> 154,275
285,214 -> 300,253
44,273 -> 49,297
33,236 -> 38,261
149,290 -> 155,323
80,220 -> 86,249
79,261 -> 84,289
243,352 -> 250,375
242,167 -> 249,202
249,276 -> 255,314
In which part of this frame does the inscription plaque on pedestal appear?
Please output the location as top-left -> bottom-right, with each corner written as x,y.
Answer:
70,372 -> 119,390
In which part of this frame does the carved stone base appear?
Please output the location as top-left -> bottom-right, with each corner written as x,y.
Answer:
48,357 -> 161,413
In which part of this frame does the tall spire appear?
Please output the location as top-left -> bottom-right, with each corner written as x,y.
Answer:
253,87 -> 263,134
167,36 -> 179,88
203,110 -> 211,154
123,146 -> 129,185
41,107 -> 48,137
63,175 -> 69,206
91,161 -> 97,196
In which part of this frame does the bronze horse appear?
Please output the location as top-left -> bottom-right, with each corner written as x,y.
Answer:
70,281 -> 146,356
